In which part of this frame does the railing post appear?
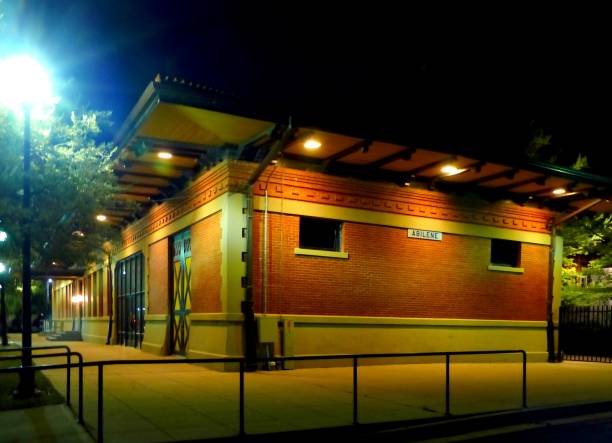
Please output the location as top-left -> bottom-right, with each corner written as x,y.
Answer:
98,364 -> 104,443
239,360 -> 245,436
445,353 -> 450,416
353,357 -> 358,425
78,354 -> 84,424
522,351 -> 527,408
66,352 -> 71,406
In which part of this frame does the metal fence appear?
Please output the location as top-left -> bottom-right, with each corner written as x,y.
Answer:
0,348 -> 527,443
0,345 -> 84,422
560,305 -> 612,362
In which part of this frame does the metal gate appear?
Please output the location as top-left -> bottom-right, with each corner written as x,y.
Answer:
559,305 -> 612,362
171,230 -> 192,355
115,253 -> 145,348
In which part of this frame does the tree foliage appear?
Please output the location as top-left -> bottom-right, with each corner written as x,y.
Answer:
0,105 -> 120,274
559,213 -> 612,305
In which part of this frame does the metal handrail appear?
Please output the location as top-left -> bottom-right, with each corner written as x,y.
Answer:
0,346 -> 84,424
0,349 -> 527,443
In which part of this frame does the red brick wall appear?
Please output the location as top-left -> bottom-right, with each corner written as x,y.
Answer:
190,212 -> 223,313
148,238 -> 169,315
252,213 -> 549,321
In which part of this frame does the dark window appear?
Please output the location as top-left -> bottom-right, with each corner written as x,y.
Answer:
299,217 -> 342,251
490,239 -> 521,267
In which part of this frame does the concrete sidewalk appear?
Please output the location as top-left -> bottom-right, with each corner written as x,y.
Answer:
3,334 -> 612,442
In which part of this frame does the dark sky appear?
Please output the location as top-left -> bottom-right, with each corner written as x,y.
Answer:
2,1 -> 610,174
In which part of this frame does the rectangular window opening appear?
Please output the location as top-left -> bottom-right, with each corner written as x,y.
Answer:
490,239 -> 521,268
299,216 -> 342,252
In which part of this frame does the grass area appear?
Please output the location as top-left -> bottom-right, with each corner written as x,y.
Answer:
0,349 -> 64,411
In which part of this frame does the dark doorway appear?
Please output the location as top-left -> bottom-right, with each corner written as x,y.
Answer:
115,253 -> 145,348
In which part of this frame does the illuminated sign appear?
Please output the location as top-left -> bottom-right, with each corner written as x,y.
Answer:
407,228 -> 443,241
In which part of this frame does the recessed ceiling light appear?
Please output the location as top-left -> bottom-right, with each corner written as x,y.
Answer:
158,151 -> 173,159
552,188 -> 566,195
303,139 -> 321,150
96,214 -> 107,222
440,165 -> 466,176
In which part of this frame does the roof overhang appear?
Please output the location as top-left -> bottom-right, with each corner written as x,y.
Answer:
106,75 -> 612,224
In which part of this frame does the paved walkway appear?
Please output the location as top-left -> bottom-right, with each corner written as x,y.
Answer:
2,335 -> 612,442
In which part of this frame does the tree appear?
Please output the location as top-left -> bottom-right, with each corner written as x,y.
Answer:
0,106 -> 121,273
559,213 -> 612,306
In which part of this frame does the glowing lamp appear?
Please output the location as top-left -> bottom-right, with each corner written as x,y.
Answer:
71,294 -> 84,304
441,165 -> 465,176
96,214 -> 107,222
158,151 -> 173,159
552,188 -> 566,195
304,139 -> 322,150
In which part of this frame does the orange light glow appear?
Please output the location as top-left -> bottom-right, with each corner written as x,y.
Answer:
303,139 -> 321,150
441,165 -> 466,176
552,188 -> 566,195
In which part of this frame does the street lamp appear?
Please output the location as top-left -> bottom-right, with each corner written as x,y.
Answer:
71,294 -> 84,333
0,55 -> 55,397
0,262 -> 10,346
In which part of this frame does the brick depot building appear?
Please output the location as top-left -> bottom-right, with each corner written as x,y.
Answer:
50,76 -> 612,365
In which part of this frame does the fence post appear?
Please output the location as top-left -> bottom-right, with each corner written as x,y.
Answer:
78,354 -> 84,424
445,354 -> 450,416
353,357 -> 358,425
239,360 -> 245,436
98,364 -> 104,443
522,351 -> 527,408
66,352 -> 71,406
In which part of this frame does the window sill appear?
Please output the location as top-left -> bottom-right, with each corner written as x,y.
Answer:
488,264 -> 524,274
294,248 -> 349,259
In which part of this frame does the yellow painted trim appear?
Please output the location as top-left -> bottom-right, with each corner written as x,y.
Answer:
552,235 -> 563,323
186,349 -> 243,359
294,248 -> 349,259
259,313 -> 546,329
488,264 -> 525,274
189,313 -> 244,322
115,194 -> 226,261
255,197 -> 551,246
221,192 -> 247,313
145,314 -> 169,321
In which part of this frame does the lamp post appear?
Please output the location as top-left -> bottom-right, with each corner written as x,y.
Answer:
1,231 -> 8,345
0,55 -> 55,397
0,262 -> 9,346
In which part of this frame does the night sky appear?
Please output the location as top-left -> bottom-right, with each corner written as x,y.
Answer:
2,1 -> 610,174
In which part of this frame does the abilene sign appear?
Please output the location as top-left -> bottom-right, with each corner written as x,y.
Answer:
407,228 -> 443,241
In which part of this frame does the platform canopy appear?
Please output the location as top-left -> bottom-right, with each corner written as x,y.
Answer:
108,75 -> 612,225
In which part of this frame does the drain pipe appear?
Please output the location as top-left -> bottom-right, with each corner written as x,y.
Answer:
242,123 -> 295,370
263,189 -> 269,314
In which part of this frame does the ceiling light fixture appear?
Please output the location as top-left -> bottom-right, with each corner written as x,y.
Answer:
552,188 -> 566,195
158,151 -> 173,159
96,214 -> 107,222
303,139 -> 321,150
440,165 -> 466,176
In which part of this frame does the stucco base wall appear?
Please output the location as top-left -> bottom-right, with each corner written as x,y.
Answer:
256,314 -> 548,367
141,315 -> 170,355
81,317 -> 110,344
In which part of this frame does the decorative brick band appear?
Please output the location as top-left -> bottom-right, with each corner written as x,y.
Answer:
253,165 -> 552,233
119,160 -> 553,250
120,162 -> 232,248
